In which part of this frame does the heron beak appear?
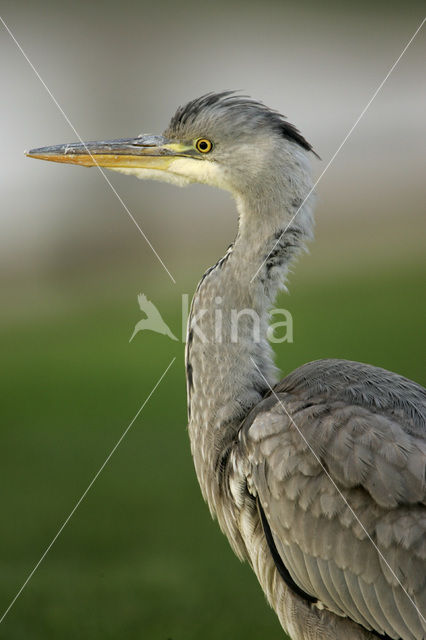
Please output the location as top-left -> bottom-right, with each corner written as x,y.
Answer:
26,135 -> 193,171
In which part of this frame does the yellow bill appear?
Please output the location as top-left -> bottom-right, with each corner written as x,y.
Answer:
26,135 -> 195,170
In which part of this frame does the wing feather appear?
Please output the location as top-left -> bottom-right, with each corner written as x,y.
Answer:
358,578 -> 396,637
374,579 -> 410,640
283,541 -> 318,598
316,557 -> 348,617
327,560 -> 366,626
240,359 -> 426,639
393,585 -> 425,638
342,569 -> 378,631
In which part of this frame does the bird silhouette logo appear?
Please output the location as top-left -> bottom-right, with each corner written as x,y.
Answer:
129,293 -> 178,343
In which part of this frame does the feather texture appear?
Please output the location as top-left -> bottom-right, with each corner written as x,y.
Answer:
239,359 -> 426,640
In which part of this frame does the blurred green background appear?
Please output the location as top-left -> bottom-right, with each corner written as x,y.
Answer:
0,1 -> 425,638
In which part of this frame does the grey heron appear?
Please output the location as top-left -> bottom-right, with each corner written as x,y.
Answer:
27,92 -> 425,640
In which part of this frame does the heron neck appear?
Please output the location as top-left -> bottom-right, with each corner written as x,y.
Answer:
186,182 -> 314,511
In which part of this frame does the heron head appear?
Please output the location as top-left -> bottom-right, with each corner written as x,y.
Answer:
27,91 -> 317,196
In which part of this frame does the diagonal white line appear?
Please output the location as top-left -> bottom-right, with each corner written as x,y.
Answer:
0,15 -> 176,285
0,357 -> 176,625
250,16 -> 426,283
250,357 -> 426,625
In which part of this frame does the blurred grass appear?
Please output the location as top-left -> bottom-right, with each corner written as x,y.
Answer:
0,262 -> 424,639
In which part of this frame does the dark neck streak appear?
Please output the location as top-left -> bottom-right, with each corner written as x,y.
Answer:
185,214 -> 309,512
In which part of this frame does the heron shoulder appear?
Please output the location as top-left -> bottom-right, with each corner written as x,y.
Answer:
236,359 -> 426,639
240,358 -> 425,508
276,358 -> 425,437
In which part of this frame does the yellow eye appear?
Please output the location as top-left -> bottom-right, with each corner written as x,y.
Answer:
195,138 -> 213,153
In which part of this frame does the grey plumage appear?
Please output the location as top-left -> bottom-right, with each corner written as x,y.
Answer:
173,94 -> 425,640
28,91 -> 426,640
240,360 -> 425,639
166,91 -> 317,156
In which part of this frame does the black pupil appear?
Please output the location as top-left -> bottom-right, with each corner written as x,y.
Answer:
199,140 -> 209,151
